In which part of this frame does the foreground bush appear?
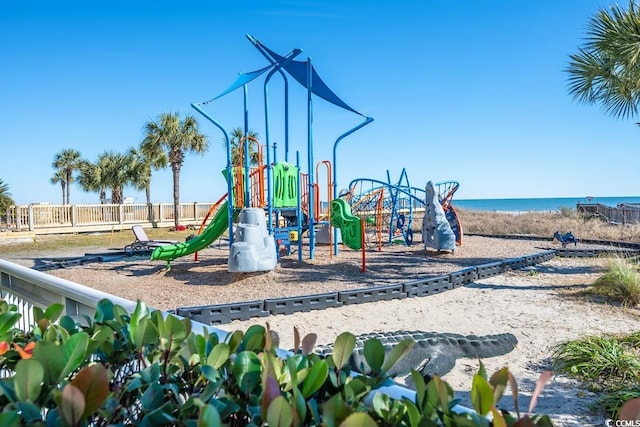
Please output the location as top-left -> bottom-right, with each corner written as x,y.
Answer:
0,299 -> 555,426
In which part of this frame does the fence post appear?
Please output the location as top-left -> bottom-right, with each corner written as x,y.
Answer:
118,204 -> 124,225
28,205 -> 34,231
71,205 -> 77,227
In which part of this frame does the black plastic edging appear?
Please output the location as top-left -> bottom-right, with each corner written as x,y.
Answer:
176,300 -> 269,325
264,293 -> 342,315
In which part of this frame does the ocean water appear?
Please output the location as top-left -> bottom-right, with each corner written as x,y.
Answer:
452,196 -> 640,212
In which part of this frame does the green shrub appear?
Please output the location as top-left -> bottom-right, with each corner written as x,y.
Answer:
0,299 -> 554,426
552,331 -> 640,419
589,256 -> 640,307
552,335 -> 640,386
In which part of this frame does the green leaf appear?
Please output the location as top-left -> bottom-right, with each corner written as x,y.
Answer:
200,365 -> 221,383
159,314 -> 188,352
32,306 -> 45,324
489,367 -> 509,404
226,330 -> 244,353
381,339 -> 414,374
94,299 -> 115,323
129,301 -> 150,343
233,351 -> 262,395
198,404 -> 221,427
301,359 -> 328,398
332,332 -> 356,370
402,400 -> 422,427
206,343 -> 230,369
14,359 -> 44,402
140,401 -> 176,426
0,411 -> 20,427
60,332 -> 89,381
261,375 -> 281,418
267,395 -> 293,427
410,370 -> 427,407
363,338 -> 384,374
15,402 -> 42,424
60,384 -> 85,427
131,316 -> 159,351
292,386 -> 308,423
32,341 -> 63,385
243,324 -> 266,352
0,378 -> 17,403
322,393 -> 350,427
44,303 -> 64,323
477,359 -> 487,380
0,311 -> 21,336
141,381 -> 165,411
59,315 -> 78,333
471,373 -> 495,416
490,407 -> 507,427
71,364 -> 110,419
339,412 -> 378,427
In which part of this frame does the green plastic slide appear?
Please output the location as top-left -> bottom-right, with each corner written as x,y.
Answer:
151,201 -> 230,262
330,198 -> 362,250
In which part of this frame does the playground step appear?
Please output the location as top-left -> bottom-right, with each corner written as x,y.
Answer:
402,275 -> 452,297
264,293 -> 342,315
176,300 -> 269,325
449,267 -> 477,287
338,284 -> 406,305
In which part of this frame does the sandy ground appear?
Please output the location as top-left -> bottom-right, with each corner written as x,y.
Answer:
1,235 -> 639,425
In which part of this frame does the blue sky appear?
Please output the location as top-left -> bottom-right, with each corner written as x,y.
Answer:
2,0 -> 638,205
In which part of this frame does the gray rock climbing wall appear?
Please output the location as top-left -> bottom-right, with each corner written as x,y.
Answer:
228,208 -> 277,273
422,181 -> 456,252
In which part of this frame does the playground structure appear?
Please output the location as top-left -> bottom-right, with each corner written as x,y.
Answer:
151,35 -> 374,268
149,35 -> 463,269
340,170 -> 463,251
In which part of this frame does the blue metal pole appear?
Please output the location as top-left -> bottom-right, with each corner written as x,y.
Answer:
331,116 -> 374,256
307,57 -> 315,259
283,72 -> 290,162
191,102 -> 235,245
243,85 -> 250,208
246,35 -> 299,163
263,49 -> 301,234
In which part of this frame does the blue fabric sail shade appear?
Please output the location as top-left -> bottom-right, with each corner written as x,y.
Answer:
202,64 -> 273,104
256,42 -> 364,117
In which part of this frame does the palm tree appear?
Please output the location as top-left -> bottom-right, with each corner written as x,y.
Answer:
128,146 -> 167,206
52,149 -> 82,205
0,179 -> 14,223
566,1 -> 640,119
77,159 -> 107,203
78,152 -> 136,204
50,170 -> 66,205
225,128 -> 260,166
141,112 -> 208,227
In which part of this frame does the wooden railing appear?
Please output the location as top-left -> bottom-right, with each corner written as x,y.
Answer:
577,203 -> 640,224
4,202 -> 216,234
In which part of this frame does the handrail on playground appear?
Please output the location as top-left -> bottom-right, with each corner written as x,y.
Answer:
331,116 -> 375,256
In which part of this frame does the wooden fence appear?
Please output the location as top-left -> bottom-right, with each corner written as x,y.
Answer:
3,202 -> 216,234
577,203 -> 640,224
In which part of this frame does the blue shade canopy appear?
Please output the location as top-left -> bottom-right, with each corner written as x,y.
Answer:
250,37 -> 364,117
201,64 -> 274,104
